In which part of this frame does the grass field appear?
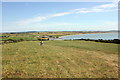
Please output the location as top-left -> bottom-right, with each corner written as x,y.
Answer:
2,40 -> 118,78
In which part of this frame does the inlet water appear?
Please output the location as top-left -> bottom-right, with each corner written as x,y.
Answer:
60,33 -> 119,40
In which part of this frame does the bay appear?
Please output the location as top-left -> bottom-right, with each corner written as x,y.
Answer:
60,33 -> 119,40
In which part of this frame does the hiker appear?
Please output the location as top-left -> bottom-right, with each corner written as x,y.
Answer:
40,41 -> 43,46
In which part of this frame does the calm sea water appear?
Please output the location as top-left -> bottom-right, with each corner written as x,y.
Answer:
60,33 -> 119,40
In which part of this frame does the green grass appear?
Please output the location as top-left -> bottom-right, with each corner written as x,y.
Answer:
2,40 -> 118,78
1,37 -> 37,41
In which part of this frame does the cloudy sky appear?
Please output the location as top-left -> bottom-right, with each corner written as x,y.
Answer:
2,2 -> 118,32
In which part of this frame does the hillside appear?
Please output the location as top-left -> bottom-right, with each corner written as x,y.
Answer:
2,40 -> 118,78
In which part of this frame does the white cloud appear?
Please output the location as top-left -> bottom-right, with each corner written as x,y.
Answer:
17,16 -> 47,25
75,8 -> 104,13
99,21 -> 118,30
74,8 -> 86,11
51,12 -> 72,17
75,3 -> 117,14
35,22 -> 78,27
17,3 -> 117,25
91,8 -> 103,12
17,12 -> 73,25
76,10 -> 90,13
95,3 -> 117,9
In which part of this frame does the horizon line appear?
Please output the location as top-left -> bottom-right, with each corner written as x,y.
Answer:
1,30 -> 119,33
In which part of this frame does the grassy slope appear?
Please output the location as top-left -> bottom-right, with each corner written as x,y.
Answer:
2,41 -> 118,78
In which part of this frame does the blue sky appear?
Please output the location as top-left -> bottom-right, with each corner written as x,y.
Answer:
2,2 -> 118,32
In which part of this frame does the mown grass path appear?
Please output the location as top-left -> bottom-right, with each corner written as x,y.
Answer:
2,41 -> 118,78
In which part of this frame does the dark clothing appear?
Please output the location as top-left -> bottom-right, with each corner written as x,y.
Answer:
40,41 -> 43,46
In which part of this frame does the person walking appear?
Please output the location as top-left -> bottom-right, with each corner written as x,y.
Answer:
40,40 -> 43,46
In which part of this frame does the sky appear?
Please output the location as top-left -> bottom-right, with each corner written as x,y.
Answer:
2,2 -> 118,32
